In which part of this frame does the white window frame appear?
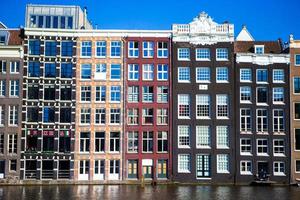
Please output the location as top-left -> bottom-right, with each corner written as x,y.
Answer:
195,48 -> 210,61
196,126 -> 210,149
256,69 -> 268,84
178,94 -> 190,119
81,41 -> 92,58
110,41 -> 121,58
9,80 -> 19,97
273,161 -> 285,176
8,105 -> 18,126
295,54 -> 300,66
216,126 -> 229,149
157,64 -> 168,81
273,69 -> 284,83
216,48 -> 228,61
178,154 -> 191,173
178,67 -> 190,83
272,87 -> 284,104
95,41 -> 106,58
240,138 -> 252,156
128,64 -> 139,81
157,108 -> 168,125
128,41 -> 139,58
10,61 -> 19,74
178,125 -> 190,148
240,86 -> 251,103
216,154 -> 229,173
177,48 -> 190,61
216,67 -> 228,83
257,139 -> 268,156
157,41 -> 168,58
240,68 -> 252,82
255,45 -> 264,54
95,108 -> 106,125
127,131 -> 138,153
216,94 -> 229,119
142,64 -> 154,81
95,63 -> 106,80
240,108 -> 252,133
273,139 -> 285,157
240,160 -> 252,175
142,41 -> 154,58
256,109 -> 268,134
128,86 -> 139,103
110,86 -> 121,103
273,109 -> 284,134
196,67 -> 210,83
196,95 -> 210,119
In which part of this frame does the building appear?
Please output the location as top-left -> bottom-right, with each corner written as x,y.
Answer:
0,22 -> 23,182
289,35 -> 300,184
171,12 -> 236,183
20,4 -> 91,181
234,26 -> 290,184
124,32 -> 172,181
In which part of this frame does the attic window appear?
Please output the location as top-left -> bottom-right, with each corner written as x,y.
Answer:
255,45 -> 264,54
0,36 -> 5,45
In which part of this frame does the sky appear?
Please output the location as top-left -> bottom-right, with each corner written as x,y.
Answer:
0,0 -> 299,42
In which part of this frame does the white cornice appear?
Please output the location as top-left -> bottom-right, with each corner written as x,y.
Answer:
290,42 -> 300,48
236,53 -> 290,65
0,45 -> 23,58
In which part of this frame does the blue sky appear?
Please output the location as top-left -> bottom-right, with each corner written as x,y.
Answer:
0,0 -> 299,41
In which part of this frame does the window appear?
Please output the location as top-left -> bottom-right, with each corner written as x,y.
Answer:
256,69 -> 268,83
60,16 -> 66,29
127,108 -> 139,125
273,139 -> 285,156
157,108 -> 168,125
273,69 -> 284,83
61,63 -> 72,78
157,86 -> 168,103
216,67 -> 228,82
0,134 -> 3,153
216,48 -> 228,61
142,86 -> 154,102
0,80 -> 5,97
273,109 -> 284,133
196,48 -> 210,60
9,80 -> 19,97
273,162 -> 285,176
60,107 -> 71,123
178,125 -> 190,148
217,126 -> 229,149
0,60 -> 6,73
178,48 -> 190,60
95,86 -> 106,102
294,77 -> 300,94
157,159 -> 168,179
128,86 -> 139,102
28,61 -> 40,77
240,68 -> 252,82
95,108 -> 106,125
296,54 -> 300,66
157,131 -> 168,153
240,108 -> 251,132
257,87 -> 268,104
127,131 -> 138,153
95,132 -> 105,152
81,41 -> 92,57
43,107 -> 55,123
80,108 -> 91,124
60,85 -> 71,101
217,154 -> 229,173
216,95 -> 229,118
27,107 -> 39,122
29,40 -> 40,55
53,16 -> 58,28
79,160 -> 89,177
196,154 -> 211,177
273,87 -> 284,103
240,86 -> 251,103
142,108 -> 153,125
196,95 -> 210,118
196,67 -> 210,83
177,67 -> 190,83
9,160 -> 17,172
142,131 -> 153,152
110,132 -> 120,152
296,129 -> 300,150
109,160 -> 120,177
178,94 -> 190,118
9,106 -> 18,126
96,41 -> 106,57
0,106 -> 4,126
81,64 -> 91,79
110,64 -> 121,80
257,139 -> 268,155
61,41 -> 73,57
44,85 -> 55,100
110,86 -> 121,102
44,63 -> 56,77
67,16 -> 73,29
8,134 -> 17,154
81,86 -> 91,102
111,41 -> 121,57
295,103 -> 300,119
196,126 -> 210,148
142,64 -> 154,80
0,36 -> 5,45
257,109 -> 268,133
110,108 -> 120,124
255,45 -> 264,54
178,154 -> 190,173
10,61 -> 20,73
240,161 -> 252,175
95,64 -> 106,80
45,41 -> 57,56
157,64 -> 168,80
240,138 -> 252,155
128,160 -> 138,179
143,41 -> 154,58
128,41 -> 139,57
157,42 -> 168,58
296,160 -> 300,172
128,64 -> 139,80
80,132 -> 90,152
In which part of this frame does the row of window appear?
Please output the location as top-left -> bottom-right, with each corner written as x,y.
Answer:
127,64 -> 168,81
127,160 -> 168,179
240,86 -> 285,104
26,107 -> 72,123
0,105 -> 18,126
240,161 -> 285,176
240,68 -> 285,83
80,108 -> 120,125
0,80 -> 20,97
81,41 -> 121,58
29,15 -> 73,29
0,60 -> 20,74
28,40 -> 74,57
127,41 -> 168,58
177,48 -> 229,61
0,160 -> 17,173
27,84 -> 72,101
27,62 -> 73,78
127,108 -> 168,125
81,63 -> 121,80
0,134 -> 17,154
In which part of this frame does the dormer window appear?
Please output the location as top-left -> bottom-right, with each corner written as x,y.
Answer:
0,36 -> 5,45
255,45 -> 264,54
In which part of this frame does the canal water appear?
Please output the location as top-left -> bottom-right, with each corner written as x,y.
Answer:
0,185 -> 300,200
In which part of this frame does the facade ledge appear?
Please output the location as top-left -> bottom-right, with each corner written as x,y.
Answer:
236,53 -> 290,65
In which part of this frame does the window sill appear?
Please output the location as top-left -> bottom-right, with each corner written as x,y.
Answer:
240,101 -> 252,104
216,81 -> 229,83
256,103 -> 268,106
216,59 -> 229,61
196,59 -> 211,61
240,153 -> 252,156
217,171 -> 230,174
273,102 -> 285,105
240,172 -> 252,175
177,59 -> 190,61
257,153 -> 269,156
178,81 -> 191,83
274,154 -> 285,157
196,117 -> 211,120
196,146 -> 211,149
273,173 -> 286,176
196,81 -> 211,84
178,171 -> 191,173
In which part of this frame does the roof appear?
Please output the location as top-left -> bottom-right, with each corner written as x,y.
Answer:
236,26 -> 254,41
234,40 -> 283,54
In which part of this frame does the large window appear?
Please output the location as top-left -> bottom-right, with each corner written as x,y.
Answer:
196,154 -> 211,177
142,86 -> 153,102
128,86 -> 139,102
240,108 -> 251,132
178,48 -> 190,60
142,108 -> 153,125
273,162 -> 285,176
240,161 -> 252,175
216,95 -> 229,118
216,126 -> 229,149
95,86 -> 106,102
8,134 -> 17,154
96,41 -> 106,57
43,107 -> 55,123
157,108 -> 168,125
142,131 -> 153,152
143,64 -> 154,80
240,138 -> 252,155
128,64 -> 139,80
109,132 -> 120,152
216,67 -> 228,82
128,41 -> 139,58
61,41 -> 73,57
273,87 -> 284,103
81,86 -> 91,102
257,139 -> 268,155
44,85 -> 55,100
196,126 -> 210,148
257,109 -> 267,133
178,94 -> 190,118
157,86 -> 168,103
80,108 -> 91,124
28,61 -> 40,77
273,139 -> 285,156
178,154 -> 190,173
143,42 -> 154,58
178,67 -> 190,82
60,107 -> 71,123
95,108 -> 106,125
217,154 -> 229,173
157,64 -> 168,81
45,41 -> 57,56
178,125 -> 190,148
273,109 -> 284,133
29,40 -> 40,55
295,103 -> 300,119
240,86 -> 251,103
216,48 -> 228,60
10,61 -> 20,73
257,87 -> 268,104
294,77 -> 300,94
128,160 -> 138,179
295,129 -> 300,150
9,80 -> 19,97
240,68 -> 252,82
44,63 -> 56,77
95,64 -> 106,80
81,41 -> 92,57
196,67 -> 210,83
110,108 -> 120,124
157,42 -> 168,58
111,41 -> 121,57
61,63 -> 72,78
196,48 -> 210,60
110,64 -> 121,80
95,132 -> 105,152
273,69 -> 284,83
127,131 -> 138,153
110,86 -> 121,102
80,132 -> 90,152
0,80 -> 5,96
157,131 -> 168,153
196,95 -> 210,118
295,54 -> 300,65
127,108 -> 139,125
256,69 -> 268,83
81,64 -> 91,79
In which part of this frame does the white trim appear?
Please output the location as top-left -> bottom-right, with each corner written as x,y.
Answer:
236,53 -> 290,65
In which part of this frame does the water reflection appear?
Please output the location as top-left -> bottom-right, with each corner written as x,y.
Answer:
0,185 -> 300,200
